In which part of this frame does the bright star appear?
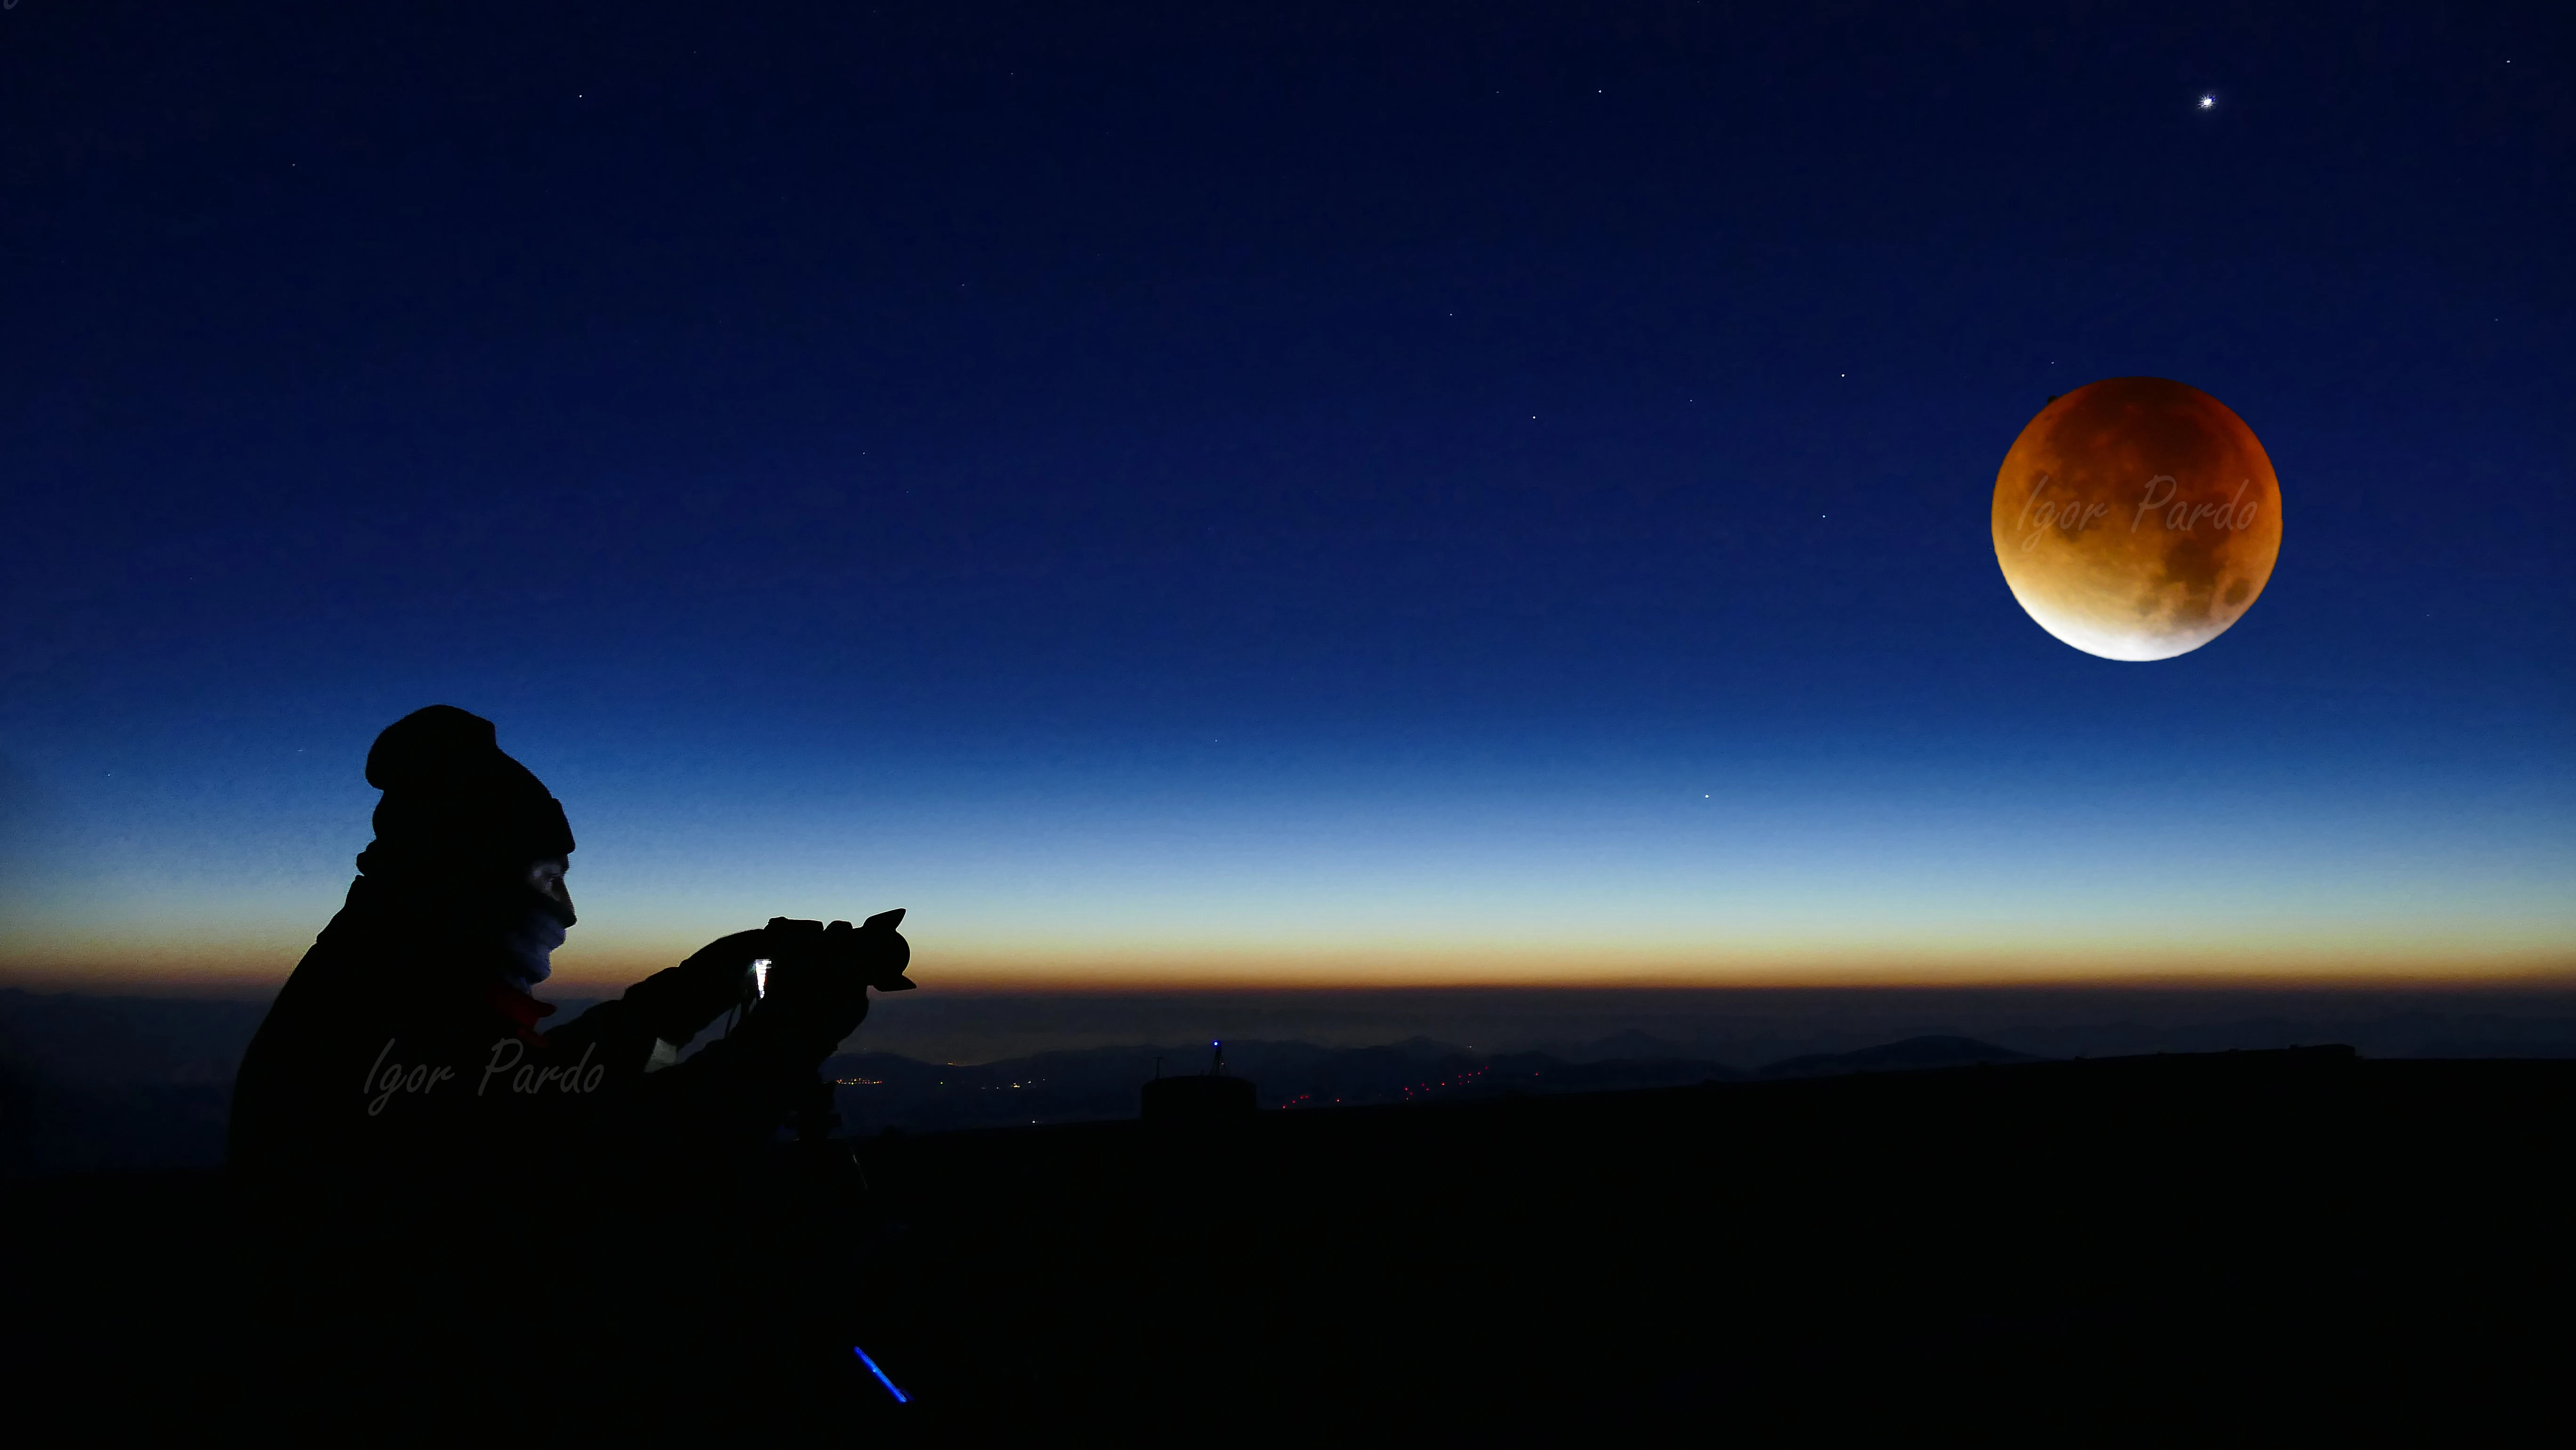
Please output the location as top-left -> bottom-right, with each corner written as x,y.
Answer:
2198,95 -> 2216,110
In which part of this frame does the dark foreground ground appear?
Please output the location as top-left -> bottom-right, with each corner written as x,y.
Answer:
6,1047 -> 2569,1435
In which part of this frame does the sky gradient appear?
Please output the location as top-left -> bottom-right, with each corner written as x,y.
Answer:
3,2 -> 2569,994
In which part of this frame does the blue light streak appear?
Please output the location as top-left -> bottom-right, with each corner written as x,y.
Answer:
853,1345 -> 911,1404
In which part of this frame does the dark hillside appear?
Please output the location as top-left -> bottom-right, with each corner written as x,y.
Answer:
5,1047 -> 2568,1432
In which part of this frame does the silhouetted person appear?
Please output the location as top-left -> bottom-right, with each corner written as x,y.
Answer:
224,707 -> 910,1423
230,704 -> 907,1180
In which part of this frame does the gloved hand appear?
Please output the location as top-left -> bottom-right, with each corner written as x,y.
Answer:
747,910 -> 910,1057
620,928 -> 769,1046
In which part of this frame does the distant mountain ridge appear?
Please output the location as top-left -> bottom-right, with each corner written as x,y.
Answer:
21,983 -> 2576,1172
1756,1035 -> 2040,1079
820,1034 -> 1747,1133
5,993 -> 2063,1168
818,1032 -> 2062,1133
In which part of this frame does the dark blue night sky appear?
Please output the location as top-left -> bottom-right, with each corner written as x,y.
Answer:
3,3 -> 2568,991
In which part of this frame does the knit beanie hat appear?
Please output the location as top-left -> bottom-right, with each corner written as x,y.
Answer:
357,706 -> 575,878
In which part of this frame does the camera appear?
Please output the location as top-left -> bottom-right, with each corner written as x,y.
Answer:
757,909 -> 914,992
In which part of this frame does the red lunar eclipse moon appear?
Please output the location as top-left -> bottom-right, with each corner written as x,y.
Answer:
1991,377 -> 2283,661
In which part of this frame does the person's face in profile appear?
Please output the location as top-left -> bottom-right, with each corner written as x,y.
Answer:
526,856 -> 573,921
